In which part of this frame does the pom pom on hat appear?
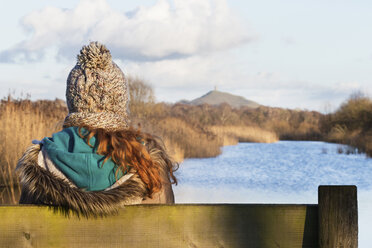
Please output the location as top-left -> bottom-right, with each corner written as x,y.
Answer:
77,42 -> 112,70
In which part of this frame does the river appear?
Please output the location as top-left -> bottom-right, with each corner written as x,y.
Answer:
173,141 -> 372,247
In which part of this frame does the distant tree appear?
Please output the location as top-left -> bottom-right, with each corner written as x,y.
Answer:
127,76 -> 155,104
127,75 -> 155,118
335,93 -> 372,131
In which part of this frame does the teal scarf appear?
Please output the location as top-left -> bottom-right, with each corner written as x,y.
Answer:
42,127 -> 125,191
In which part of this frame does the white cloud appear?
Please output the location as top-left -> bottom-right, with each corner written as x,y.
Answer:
0,0 -> 254,62
2,0 -> 366,111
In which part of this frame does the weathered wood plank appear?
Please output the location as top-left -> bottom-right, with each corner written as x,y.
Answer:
0,204 -> 318,248
318,185 -> 358,248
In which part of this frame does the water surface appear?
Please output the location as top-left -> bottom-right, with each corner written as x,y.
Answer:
174,141 -> 372,247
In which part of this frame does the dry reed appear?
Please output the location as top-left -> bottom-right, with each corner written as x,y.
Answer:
208,125 -> 279,144
139,117 -> 222,160
0,99 -> 65,204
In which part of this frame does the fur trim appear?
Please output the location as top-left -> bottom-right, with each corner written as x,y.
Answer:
16,144 -> 147,218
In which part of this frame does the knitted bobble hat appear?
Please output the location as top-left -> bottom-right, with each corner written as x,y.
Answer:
63,42 -> 129,131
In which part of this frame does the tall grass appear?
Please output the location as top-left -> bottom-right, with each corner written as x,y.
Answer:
138,117 -> 222,159
0,98 -> 66,204
208,125 -> 278,145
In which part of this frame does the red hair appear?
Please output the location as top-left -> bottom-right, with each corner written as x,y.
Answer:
79,127 -> 177,195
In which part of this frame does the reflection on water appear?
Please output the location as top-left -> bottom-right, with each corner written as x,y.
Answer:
174,141 -> 372,248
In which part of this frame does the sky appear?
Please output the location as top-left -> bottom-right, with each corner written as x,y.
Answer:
1,0 -> 372,112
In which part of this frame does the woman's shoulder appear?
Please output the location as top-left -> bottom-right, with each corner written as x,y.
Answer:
39,127 -> 76,148
42,127 -> 96,154
43,126 -> 82,142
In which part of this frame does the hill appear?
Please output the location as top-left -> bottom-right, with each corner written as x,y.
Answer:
187,90 -> 260,108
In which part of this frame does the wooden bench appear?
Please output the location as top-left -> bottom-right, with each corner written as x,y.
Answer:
0,185 -> 357,248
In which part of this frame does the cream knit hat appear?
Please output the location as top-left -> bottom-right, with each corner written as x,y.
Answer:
63,42 -> 129,131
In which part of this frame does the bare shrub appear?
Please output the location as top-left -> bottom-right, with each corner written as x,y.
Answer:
320,92 -> 372,157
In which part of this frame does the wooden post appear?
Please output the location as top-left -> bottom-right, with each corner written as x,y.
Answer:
318,185 -> 358,248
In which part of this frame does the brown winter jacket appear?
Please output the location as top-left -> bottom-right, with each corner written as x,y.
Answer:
16,135 -> 176,217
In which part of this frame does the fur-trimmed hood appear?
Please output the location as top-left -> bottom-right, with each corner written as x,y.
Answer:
16,134 -> 177,217
16,144 -> 147,217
